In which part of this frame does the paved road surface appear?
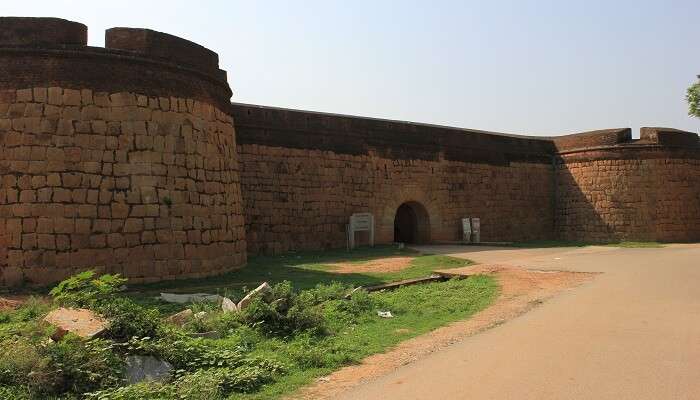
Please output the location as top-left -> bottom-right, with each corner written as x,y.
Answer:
337,244 -> 700,400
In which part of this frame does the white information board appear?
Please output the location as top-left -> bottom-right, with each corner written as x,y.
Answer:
347,213 -> 374,250
462,218 -> 472,243
471,217 -> 481,243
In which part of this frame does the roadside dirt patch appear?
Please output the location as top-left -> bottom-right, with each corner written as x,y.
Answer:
292,264 -> 596,400
328,256 -> 414,274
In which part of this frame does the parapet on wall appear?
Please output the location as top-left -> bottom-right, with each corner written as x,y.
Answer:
231,103 -> 556,255
554,127 -> 700,242
0,17 -> 246,287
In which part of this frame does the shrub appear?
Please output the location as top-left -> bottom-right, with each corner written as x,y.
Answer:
0,337 -> 56,393
285,334 -> 357,369
13,296 -> 51,322
238,281 -> 327,335
42,335 -> 124,394
49,271 -> 126,308
208,311 -> 242,336
97,298 -> 162,340
0,386 -> 31,400
86,353 -> 285,399
338,289 -> 377,315
302,282 -> 352,304
86,370 -> 226,400
85,381 -> 169,400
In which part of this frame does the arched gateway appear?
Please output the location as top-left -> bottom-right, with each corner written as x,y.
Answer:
393,201 -> 430,244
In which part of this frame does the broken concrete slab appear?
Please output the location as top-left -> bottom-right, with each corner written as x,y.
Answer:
222,297 -> 238,313
237,282 -> 272,310
165,309 -> 193,327
44,308 -> 108,340
125,355 -> 173,384
159,292 -> 222,304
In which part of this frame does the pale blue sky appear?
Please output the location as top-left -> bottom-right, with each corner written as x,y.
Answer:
4,0 -> 699,136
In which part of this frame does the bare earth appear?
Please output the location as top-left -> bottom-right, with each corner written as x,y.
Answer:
299,244 -> 700,400
294,263 -> 595,399
328,256 -> 414,274
0,295 -> 25,311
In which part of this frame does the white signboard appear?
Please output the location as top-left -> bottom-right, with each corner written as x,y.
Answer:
471,217 -> 481,243
462,218 -> 472,243
347,213 -> 374,250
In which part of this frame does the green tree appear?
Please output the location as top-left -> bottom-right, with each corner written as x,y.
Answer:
687,75 -> 700,118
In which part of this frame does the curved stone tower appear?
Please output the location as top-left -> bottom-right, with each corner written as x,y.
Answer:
0,17 -> 246,286
554,127 -> 700,242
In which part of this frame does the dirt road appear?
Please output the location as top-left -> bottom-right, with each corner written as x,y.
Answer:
335,244 -> 700,400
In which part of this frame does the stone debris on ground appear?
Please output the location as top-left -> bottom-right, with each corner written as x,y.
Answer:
377,311 -> 394,318
125,355 -> 173,384
159,293 -> 222,304
344,287 -> 365,299
222,297 -> 238,313
166,309 -> 194,327
44,308 -> 108,340
237,282 -> 272,310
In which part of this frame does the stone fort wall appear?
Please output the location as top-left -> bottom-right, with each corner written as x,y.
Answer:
233,109 -> 700,255
554,128 -> 700,242
1,17 -> 699,287
231,104 -> 556,255
0,18 -> 246,287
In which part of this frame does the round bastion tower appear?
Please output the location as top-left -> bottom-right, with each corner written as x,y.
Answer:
0,17 -> 247,287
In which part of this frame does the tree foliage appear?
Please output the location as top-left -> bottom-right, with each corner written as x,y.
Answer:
687,77 -> 700,118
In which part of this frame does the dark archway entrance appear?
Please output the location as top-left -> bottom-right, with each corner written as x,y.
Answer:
393,201 -> 430,244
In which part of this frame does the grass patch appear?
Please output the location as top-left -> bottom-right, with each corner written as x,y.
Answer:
128,246 -> 472,313
222,276 -> 498,399
0,248 -> 493,399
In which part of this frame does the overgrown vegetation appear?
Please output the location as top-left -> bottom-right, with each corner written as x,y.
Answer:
125,245 -> 472,314
0,248 -> 497,399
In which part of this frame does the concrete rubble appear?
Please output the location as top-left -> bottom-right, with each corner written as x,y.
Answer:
44,308 -> 108,339
125,355 -> 173,384
237,282 -> 272,310
221,297 -> 238,313
165,309 -> 193,327
159,293 -> 222,304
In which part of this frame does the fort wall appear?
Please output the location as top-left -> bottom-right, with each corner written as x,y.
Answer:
0,18 -> 246,287
232,104 -> 555,255
554,128 -> 700,242
1,16 -> 699,287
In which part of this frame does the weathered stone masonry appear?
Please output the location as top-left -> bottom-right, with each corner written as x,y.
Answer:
0,18 -> 246,287
554,128 -> 700,242
232,104 -> 555,255
1,17 -> 699,287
